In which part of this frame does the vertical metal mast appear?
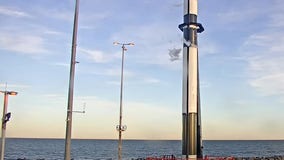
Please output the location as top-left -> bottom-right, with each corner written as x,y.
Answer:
114,42 -> 134,160
0,90 -> 17,160
64,0 -> 79,159
118,45 -> 125,160
0,93 -> 8,160
179,0 -> 204,159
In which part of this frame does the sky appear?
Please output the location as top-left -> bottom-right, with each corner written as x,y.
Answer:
0,0 -> 284,140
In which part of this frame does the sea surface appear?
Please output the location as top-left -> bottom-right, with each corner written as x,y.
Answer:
4,138 -> 284,160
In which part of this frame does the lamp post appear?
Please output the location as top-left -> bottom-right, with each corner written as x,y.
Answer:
113,41 -> 134,160
0,90 -> 17,160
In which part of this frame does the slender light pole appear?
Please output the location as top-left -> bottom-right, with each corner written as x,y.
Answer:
178,0 -> 204,159
113,41 -> 134,160
0,90 -> 17,160
64,0 -> 80,159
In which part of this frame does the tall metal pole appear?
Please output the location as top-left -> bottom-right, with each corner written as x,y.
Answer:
179,0 -> 204,159
118,45 -> 125,160
0,93 -> 8,160
114,42 -> 134,160
64,0 -> 79,159
0,91 -> 17,160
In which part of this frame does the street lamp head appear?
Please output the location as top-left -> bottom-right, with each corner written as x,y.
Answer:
113,42 -> 135,46
0,91 -> 18,95
113,42 -> 120,45
8,91 -> 18,96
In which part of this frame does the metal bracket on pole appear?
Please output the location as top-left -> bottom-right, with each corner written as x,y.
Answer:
178,22 -> 204,33
68,103 -> 86,114
3,112 -> 11,124
116,125 -> 127,132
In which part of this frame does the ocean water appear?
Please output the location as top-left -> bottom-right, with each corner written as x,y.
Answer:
4,138 -> 284,160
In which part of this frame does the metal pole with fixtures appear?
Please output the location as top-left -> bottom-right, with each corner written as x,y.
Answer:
64,0 -> 80,159
113,42 -> 134,160
0,90 -> 17,160
179,0 -> 204,159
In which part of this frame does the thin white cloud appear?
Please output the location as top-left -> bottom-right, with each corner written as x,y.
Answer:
79,12 -> 110,28
246,54 -> 284,96
79,48 -> 120,63
240,1 -> 284,97
0,83 -> 30,90
107,76 -> 163,86
243,30 -> 284,96
43,9 -> 73,22
225,0 -> 282,97
106,81 -> 120,86
244,34 -> 274,48
91,67 -> 134,78
249,74 -> 284,96
199,38 -> 219,56
0,32 -> 47,55
51,62 -> 69,68
94,65 -> 165,87
218,9 -> 259,24
0,6 -> 31,18
79,25 -> 96,30
35,4 -> 109,24
43,30 -> 63,36
143,77 -> 161,84
43,94 -> 65,99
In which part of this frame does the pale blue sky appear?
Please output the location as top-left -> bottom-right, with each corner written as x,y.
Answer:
0,0 -> 284,140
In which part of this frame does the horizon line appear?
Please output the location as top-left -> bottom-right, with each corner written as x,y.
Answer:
6,137 -> 284,141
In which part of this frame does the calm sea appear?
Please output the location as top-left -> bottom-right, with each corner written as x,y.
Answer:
4,138 -> 284,160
